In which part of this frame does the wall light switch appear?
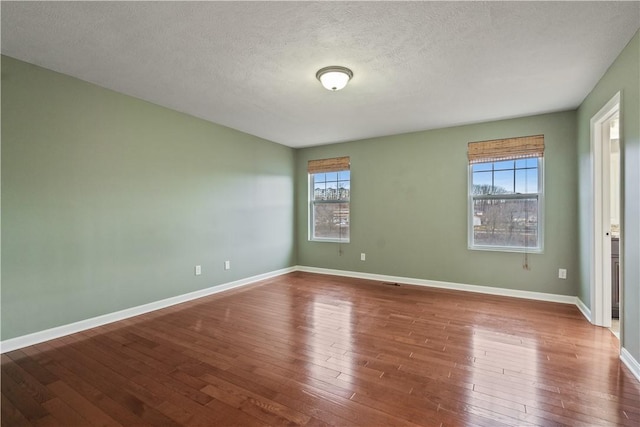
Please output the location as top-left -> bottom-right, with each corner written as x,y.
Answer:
195,265 -> 202,276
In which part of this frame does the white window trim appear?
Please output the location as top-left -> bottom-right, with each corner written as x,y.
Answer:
467,158 -> 544,253
308,174 -> 351,243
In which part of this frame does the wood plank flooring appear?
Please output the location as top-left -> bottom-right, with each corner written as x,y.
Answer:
2,272 -> 639,426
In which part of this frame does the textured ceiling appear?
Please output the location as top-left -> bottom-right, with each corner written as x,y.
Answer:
2,1 -> 639,148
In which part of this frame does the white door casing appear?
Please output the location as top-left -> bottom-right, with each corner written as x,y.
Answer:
590,91 -> 621,328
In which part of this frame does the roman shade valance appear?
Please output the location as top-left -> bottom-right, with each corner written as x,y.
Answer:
468,135 -> 544,164
307,156 -> 350,174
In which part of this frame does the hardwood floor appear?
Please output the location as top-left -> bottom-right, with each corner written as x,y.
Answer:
2,271 -> 639,426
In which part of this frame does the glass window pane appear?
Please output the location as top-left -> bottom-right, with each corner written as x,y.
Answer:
325,172 -> 338,182
337,181 -> 350,200
527,169 -> 538,193
338,187 -> 350,200
313,202 -> 349,241
515,169 -> 526,193
493,170 -> 514,193
472,163 -> 493,172
472,197 -> 538,248
493,160 -> 514,171
472,172 -> 493,194
515,159 -> 525,168
338,170 -> 350,180
324,181 -> 337,200
515,169 -> 539,193
313,181 -> 326,200
313,173 -> 325,183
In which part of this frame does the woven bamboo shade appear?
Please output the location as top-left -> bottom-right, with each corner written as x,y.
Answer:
307,156 -> 350,174
468,135 -> 544,164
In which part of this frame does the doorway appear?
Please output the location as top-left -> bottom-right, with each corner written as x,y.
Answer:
609,115 -> 621,338
590,92 -> 621,332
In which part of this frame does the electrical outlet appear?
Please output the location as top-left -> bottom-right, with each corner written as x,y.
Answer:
558,268 -> 567,279
224,260 -> 231,270
195,265 -> 202,276
360,253 -> 366,261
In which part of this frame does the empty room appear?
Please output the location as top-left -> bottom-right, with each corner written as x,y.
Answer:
2,1 -> 640,426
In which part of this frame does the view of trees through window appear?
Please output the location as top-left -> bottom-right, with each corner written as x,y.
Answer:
471,158 -> 541,250
311,171 -> 350,241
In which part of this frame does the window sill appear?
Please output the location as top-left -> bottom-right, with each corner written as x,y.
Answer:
468,245 -> 543,254
310,238 -> 350,244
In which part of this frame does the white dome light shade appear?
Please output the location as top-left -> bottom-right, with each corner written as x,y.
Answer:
316,66 -> 353,91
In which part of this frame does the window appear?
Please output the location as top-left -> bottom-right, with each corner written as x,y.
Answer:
468,135 -> 544,252
308,157 -> 350,242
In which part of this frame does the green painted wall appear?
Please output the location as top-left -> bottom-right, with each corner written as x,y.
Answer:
1,56 -> 296,340
296,111 -> 579,296
577,31 -> 640,361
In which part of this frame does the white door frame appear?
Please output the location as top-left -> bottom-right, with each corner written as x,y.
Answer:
590,92 -> 620,327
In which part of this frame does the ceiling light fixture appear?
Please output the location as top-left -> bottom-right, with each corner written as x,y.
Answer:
316,66 -> 353,91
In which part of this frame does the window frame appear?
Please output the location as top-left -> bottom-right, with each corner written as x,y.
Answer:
308,170 -> 351,243
467,157 -> 544,253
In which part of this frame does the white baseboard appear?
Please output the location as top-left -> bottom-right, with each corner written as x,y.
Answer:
575,298 -> 592,322
0,266 -> 296,354
621,347 -> 640,382
296,265 -> 578,305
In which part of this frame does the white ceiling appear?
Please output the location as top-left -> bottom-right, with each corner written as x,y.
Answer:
2,1 -> 639,148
